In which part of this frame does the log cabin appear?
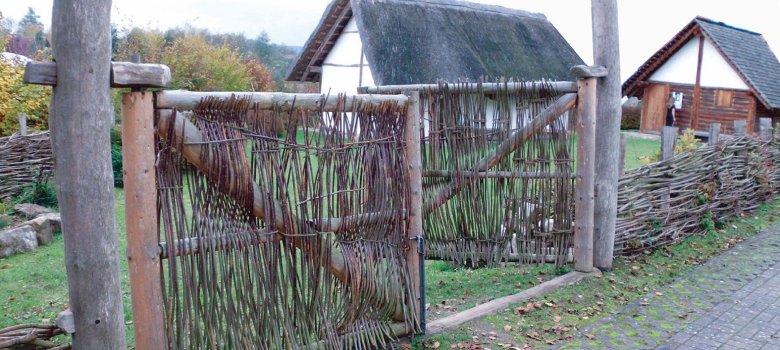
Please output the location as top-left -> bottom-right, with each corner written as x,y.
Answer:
623,17 -> 780,135
286,0 -> 583,94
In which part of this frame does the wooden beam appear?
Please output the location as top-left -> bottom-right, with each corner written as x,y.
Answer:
301,4 -> 351,81
570,65 -> 608,78
691,36 -> 705,130
111,62 -> 171,88
359,81 -> 578,94
155,91 -> 408,111
404,91 -> 424,334
591,0 -> 622,271
422,93 -> 577,215
23,61 -> 171,88
423,170 -> 576,179
426,270 -> 598,335
573,77 -> 597,273
50,0 -> 127,347
122,92 -> 167,348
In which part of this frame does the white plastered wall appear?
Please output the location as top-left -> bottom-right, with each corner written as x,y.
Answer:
319,18 -> 375,95
649,36 -> 748,90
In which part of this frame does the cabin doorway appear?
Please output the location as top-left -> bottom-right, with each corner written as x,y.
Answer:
640,83 -> 670,132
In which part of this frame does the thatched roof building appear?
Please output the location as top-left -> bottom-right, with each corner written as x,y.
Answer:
286,0 -> 583,93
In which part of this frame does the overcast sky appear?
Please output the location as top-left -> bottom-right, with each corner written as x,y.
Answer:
3,0 -> 779,81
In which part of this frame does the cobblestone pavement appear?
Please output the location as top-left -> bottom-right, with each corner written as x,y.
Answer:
555,224 -> 780,349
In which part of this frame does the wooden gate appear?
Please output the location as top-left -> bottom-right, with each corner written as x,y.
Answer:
363,82 -> 582,267
122,91 -> 423,349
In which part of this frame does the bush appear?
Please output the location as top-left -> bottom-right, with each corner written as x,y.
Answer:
15,180 -> 58,209
621,97 -> 641,130
111,127 -> 124,188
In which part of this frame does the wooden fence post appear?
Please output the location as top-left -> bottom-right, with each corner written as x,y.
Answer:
571,65 -> 602,273
661,126 -> 678,161
123,91 -> 167,348
404,91 -> 424,333
708,123 -> 721,146
760,118 -> 772,141
18,113 -> 27,136
733,120 -> 747,136
591,0 -> 621,270
50,0 -> 127,348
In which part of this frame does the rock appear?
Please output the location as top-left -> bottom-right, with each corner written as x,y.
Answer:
0,225 -> 38,258
24,215 -> 55,246
13,203 -> 52,218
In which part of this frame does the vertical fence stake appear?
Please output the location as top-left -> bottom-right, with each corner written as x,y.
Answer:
733,120 -> 747,137
404,91 -> 424,333
123,91 -> 167,348
661,126 -> 678,161
708,123 -> 721,146
18,113 -> 27,136
571,66 -> 600,273
760,118 -> 772,141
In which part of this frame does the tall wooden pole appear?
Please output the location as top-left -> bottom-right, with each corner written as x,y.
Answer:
49,0 -> 127,348
591,0 -> 621,270
571,66 -> 601,273
404,91 -> 424,333
123,92 -> 167,348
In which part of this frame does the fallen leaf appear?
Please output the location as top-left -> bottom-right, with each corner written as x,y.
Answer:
525,331 -> 542,340
503,325 -> 513,332
584,333 -> 596,340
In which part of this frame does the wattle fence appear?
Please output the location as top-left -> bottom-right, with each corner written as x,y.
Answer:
0,132 -> 53,202
614,133 -> 780,255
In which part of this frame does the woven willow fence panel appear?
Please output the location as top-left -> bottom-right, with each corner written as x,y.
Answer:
420,83 -> 576,267
614,136 -> 780,256
156,97 -> 417,349
0,132 -> 53,201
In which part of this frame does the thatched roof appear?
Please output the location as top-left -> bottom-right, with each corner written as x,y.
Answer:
623,17 -> 780,110
286,0 -> 583,85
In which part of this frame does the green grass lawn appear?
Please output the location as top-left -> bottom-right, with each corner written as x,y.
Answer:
623,136 -> 661,171
0,188 -> 134,345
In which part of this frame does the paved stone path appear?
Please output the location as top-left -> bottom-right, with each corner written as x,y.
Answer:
555,224 -> 780,349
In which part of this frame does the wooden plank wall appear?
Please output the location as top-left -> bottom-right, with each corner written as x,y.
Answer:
668,84 -> 753,134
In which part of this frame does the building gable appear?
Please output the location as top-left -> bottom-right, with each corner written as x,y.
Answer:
649,35 -> 748,90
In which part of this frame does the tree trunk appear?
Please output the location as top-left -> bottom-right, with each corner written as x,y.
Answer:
591,0 -> 622,270
50,0 -> 127,348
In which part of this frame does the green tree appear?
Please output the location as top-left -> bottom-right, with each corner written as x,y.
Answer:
13,7 -> 47,57
0,61 -> 51,136
163,34 -> 250,91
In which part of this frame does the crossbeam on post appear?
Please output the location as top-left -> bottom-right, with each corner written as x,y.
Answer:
23,61 -> 171,88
